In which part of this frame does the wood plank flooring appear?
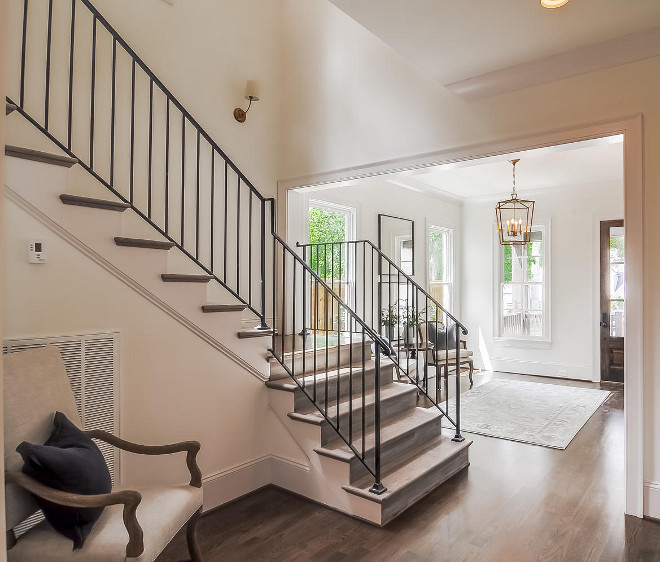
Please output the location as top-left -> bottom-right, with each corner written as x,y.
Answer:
157,372 -> 660,561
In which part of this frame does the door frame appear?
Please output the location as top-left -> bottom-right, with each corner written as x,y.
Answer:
278,114 -> 644,518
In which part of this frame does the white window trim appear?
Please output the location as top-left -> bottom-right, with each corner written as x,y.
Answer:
493,221 -> 552,347
427,223 -> 455,314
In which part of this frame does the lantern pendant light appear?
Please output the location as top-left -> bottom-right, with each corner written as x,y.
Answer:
495,159 -> 535,246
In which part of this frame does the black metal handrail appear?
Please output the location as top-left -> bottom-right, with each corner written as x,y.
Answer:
297,239 -> 468,440
8,0 -> 269,328
270,231 -> 390,494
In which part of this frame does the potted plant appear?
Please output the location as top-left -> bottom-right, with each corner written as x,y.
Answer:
380,304 -> 399,342
402,306 -> 424,345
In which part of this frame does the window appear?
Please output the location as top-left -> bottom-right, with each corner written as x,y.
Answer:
428,226 -> 453,312
500,227 -> 546,338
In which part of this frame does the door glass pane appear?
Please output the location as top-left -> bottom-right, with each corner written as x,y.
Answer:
610,264 -> 625,300
610,300 -> 625,337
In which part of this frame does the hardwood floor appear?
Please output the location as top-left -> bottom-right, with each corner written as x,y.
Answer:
157,372 -> 660,561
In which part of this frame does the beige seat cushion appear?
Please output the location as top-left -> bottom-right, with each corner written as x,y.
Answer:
433,348 -> 473,361
8,484 -> 202,562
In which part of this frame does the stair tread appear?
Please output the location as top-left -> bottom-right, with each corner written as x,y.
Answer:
342,435 -> 472,502
314,407 -> 442,462
288,382 -> 416,425
6,145 -> 78,167
265,359 -> 394,392
60,194 -> 130,211
6,102 -> 17,115
267,339 -> 367,363
238,328 -> 274,338
115,237 -> 175,250
202,304 -> 248,313
161,274 -> 214,282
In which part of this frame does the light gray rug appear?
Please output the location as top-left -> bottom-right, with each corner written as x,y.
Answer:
445,379 -> 611,449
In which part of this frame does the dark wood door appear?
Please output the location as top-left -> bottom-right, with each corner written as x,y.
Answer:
600,220 -> 624,382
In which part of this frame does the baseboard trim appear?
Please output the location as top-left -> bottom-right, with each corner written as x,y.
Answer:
474,354 -> 594,381
4,185 -> 267,382
644,481 -> 660,519
202,454 -> 309,512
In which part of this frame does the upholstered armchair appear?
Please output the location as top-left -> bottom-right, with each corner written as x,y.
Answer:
417,321 -> 474,386
4,345 -> 204,561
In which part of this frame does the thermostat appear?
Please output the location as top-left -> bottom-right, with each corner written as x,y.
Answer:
28,240 -> 47,264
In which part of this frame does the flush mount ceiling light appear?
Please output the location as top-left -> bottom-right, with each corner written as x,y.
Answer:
495,159 -> 535,246
541,0 -> 569,8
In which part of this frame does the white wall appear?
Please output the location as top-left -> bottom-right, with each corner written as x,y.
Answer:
462,182 -> 623,381
2,196 -> 306,511
287,184 -> 463,317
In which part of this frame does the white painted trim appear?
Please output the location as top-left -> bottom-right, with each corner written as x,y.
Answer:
201,454 -> 309,512
4,186 -> 268,382
644,481 -> 660,520
445,27 -> 660,102
476,355 -> 593,381
279,114 -> 645,518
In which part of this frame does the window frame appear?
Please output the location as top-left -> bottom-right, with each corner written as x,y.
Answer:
427,224 -> 455,314
494,222 -> 551,345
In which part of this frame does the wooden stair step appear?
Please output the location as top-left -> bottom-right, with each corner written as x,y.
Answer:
161,274 -> 214,283
202,304 -> 248,313
6,102 -> 17,115
7,145 -> 78,168
60,194 -> 130,212
238,328 -> 274,338
342,435 -> 471,525
114,237 -> 175,250
314,407 -> 443,482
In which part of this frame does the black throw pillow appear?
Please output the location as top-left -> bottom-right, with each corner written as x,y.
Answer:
426,321 -> 458,350
16,411 -> 112,550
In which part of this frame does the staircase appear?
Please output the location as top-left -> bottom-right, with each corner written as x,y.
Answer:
4,0 -> 471,526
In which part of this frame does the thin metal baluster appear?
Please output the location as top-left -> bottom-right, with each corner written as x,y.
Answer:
424,295 -> 429,392
313,271 -> 318,403
19,0 -> 28,108
445,310 -> 449,415
370,342 -> 385,495
282,246 -> 287,369
249,193 -> 253,307
129,59 -> 135,203
237,177 -> 241,292
44,0 -> 53,129
165,100 -> 170,233
210,151 -> 215,271
349,327 -> 353,446
361,326 -> 366,462
67,0 -> 75,148
180,116 -> 185,246
302,247 -> 307,390
292,262 -> 297,381
148,79 -> 154,218
258,198 -> 268,329
223,161 -> 228,282
363,243 -> 366,330
336,302 -> 340,428
453,322 -> 464,442
195,130 -> 200,258
324,277 -> 329,418
110,38 -> 116,186
89,15 -> 97,168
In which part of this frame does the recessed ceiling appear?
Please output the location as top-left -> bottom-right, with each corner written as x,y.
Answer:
329,0 -> 660,86
306,136 -> 624,200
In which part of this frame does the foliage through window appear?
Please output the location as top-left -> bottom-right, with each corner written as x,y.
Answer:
500,228 -> 545,338
308,204 -> 349,279
428,226 -> 453,313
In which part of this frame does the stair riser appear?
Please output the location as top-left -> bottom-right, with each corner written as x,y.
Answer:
381,448 -> 469,526
349,415 -> 443,483
269,341 -> 369,380
319,388 -> 417,446
292,365 -> 394,412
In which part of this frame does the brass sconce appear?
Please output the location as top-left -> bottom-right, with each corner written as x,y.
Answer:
234,80 -> 260,123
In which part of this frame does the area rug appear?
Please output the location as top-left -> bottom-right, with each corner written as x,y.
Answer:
445,379 -> 611,449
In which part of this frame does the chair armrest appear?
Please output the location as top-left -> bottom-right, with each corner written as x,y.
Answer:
85,430 -> 202,488
5,470 -> 144,558
460,339 -> 467,349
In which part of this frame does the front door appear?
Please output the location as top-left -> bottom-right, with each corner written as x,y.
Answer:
600,220 -> 625,382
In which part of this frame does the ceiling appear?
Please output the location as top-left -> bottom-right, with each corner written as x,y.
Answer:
328,0 -> 660,88
307,136 -> 624,200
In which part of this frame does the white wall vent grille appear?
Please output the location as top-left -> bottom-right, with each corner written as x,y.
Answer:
3,332 -> 120,536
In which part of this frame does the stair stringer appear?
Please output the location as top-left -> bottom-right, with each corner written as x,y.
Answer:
267,384 -> 384,525
4,154 -> 271,380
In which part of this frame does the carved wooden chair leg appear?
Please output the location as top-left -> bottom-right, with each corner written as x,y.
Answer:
186,507 -> 203,562
468,360 -> 474,387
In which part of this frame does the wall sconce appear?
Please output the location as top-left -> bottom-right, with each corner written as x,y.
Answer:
234,80 -> 260,123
